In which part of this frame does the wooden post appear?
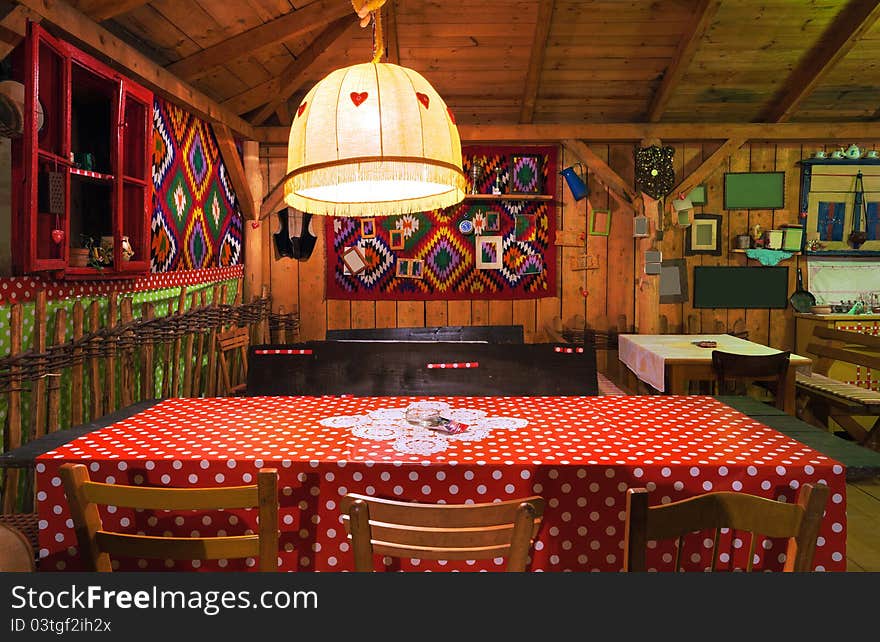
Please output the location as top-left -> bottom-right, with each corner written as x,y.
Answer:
120,298 -> 134,408
182,291 -> 198,397
71,301 -> 84,426
635,195 -> 661,335
2,304 -> 23,512
32,290 -> 48,439
169,287 -> 188,398
143,302 -> 155,399
259,283 -> 269,344
47,307 -> 67,433
192,290 -> 207,397
88,301 -> 102,420
205,285 -> 223,397
105,292 -> 118,413
243,140 -> 264,305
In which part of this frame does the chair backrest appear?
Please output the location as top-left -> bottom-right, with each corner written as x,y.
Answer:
623,483 -> 830,572
217,326 -> 250,395
339,493 -> 545,572
0,522 -> 35,572
711,349 -> 791,409
60,463 -> 278,572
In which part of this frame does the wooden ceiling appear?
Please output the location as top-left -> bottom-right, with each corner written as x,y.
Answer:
45,0 -> 880,127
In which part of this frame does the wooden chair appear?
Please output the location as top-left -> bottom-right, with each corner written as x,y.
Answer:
623,483 -> 830,572
59,463 -> 278,572
339,493 -> 545,572
711,349 -> 791,410
216,326 -> 249,396
0,522 -> 35,572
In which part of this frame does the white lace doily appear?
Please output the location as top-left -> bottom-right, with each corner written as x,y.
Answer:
320,403 -> 529,455
472,417 -> 529,431
351,423 -> 404,441
393,433 -> 449,455
318,415 -> 370,428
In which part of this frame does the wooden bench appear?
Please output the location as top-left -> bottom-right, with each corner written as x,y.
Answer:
796,325 -> 880,451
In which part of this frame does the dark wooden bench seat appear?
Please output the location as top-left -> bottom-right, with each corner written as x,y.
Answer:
247,340 -> 598,397
796,326 -> 880,451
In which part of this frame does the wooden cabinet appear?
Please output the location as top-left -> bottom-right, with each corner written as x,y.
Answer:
10,23 -> 152,278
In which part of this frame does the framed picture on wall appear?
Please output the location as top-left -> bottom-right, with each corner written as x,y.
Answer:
685,214 -> 722,255
342,246 -> 367,275
659,258 -> 688,303
687,184 -> 707,205
508,154 -> 543,194
389,228 -> 405,250
476,235 -> 503,269
589,209 -> 611,236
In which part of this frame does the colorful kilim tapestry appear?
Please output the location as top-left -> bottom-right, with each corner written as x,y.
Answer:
326,145 -> 557,300
151,97 -> 243,272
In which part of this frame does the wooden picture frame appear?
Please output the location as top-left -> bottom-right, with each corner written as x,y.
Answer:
685,214 -> 722,256
342,246 -> 368,275
485,211 -> 501,232
360,217 -> 376,239
589,209 -> 611,236
659,258 -> 688,303
508,153 -> 543,194
396,257 -> 411,278
389,228 -> 405,250
475,235 -> 503,269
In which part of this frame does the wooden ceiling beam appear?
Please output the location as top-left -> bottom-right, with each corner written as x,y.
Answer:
72,0 -> 151,22
668,138 -> 747,202
758,0 -> 880,123
213,124 -> 257,221
519,0 -> 554,124
13,0 -> 259,140
0,5 -> 40,61
258,122 -> 880,144
249,17 -> 352,125
166,0 -> 353,82
563,139 -> 638,214
646,0 -> 720,122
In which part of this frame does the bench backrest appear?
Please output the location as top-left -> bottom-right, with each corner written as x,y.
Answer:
247,341 -> 598,397
807,326 -> 880,375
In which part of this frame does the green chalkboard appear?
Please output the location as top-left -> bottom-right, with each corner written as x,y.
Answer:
723,171 -> 785,209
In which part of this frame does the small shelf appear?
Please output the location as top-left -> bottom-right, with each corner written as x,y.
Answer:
70,167 -> 114,182
122,175 -> 147,186
732,249 -> 801,256
63,266 -> 138,280
464,194 -> 553,201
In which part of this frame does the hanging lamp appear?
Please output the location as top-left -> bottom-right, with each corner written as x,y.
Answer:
284,0 -> 465,217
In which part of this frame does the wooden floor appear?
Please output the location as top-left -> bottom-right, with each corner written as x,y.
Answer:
597,371 -> 880,571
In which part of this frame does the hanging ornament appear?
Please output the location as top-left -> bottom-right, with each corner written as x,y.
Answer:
634,145 -> 675,200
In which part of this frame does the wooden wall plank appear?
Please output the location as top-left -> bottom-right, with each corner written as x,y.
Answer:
375,300 -> 398,328
2,304 -> 22,512
70,301 -> 84,426
31,290 -> 47,440
447,300 -> 471,327
351,300 -> 376,329
47,308 -> 67,434
471,300 -> 489,327
512,299 -> 536,342
425,301 -> 449,327
488,300 -> 513,326
326,299 -> 351,330
397,301 -> 425,328
606,144 -> 635,334
560,146 -> 587,331
770,143 -> 804,351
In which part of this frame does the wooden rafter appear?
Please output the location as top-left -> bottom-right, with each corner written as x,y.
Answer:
646,0 -> 720,122
166,0 -> 353,81
563,139 -> 637,215
213,124 -> 257,221
259,122 -> 880,144
667,138 -> 747,202
260,170 -> 297,221
0,5 -> 40,61
249,17 -> 353,125
758,0 -> 880,123
519,0 -> 554,124
13,0 -> 259,139
71,0 -> 151,22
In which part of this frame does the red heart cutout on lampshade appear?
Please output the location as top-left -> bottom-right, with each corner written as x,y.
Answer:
251,221 -> 260,229
416,92 -> 430,109
51,229 -> 64,245
350,92 -> 368,107
446,107 -> 456,124
297,102 -> 308,117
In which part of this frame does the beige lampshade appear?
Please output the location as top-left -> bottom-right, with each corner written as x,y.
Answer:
285,62 -> 466,217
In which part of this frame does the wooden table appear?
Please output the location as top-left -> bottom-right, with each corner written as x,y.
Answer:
618,334 -> 811,415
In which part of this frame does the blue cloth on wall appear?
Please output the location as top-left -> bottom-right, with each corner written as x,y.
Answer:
744,249 -> 794,266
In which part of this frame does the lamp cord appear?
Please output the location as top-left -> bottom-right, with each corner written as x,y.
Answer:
351,0 -> 387,63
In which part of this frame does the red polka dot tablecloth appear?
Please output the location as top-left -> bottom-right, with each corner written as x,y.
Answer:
36,395 -> 847,572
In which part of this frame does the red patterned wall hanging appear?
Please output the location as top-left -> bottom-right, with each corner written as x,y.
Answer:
326,145 -> 557,300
